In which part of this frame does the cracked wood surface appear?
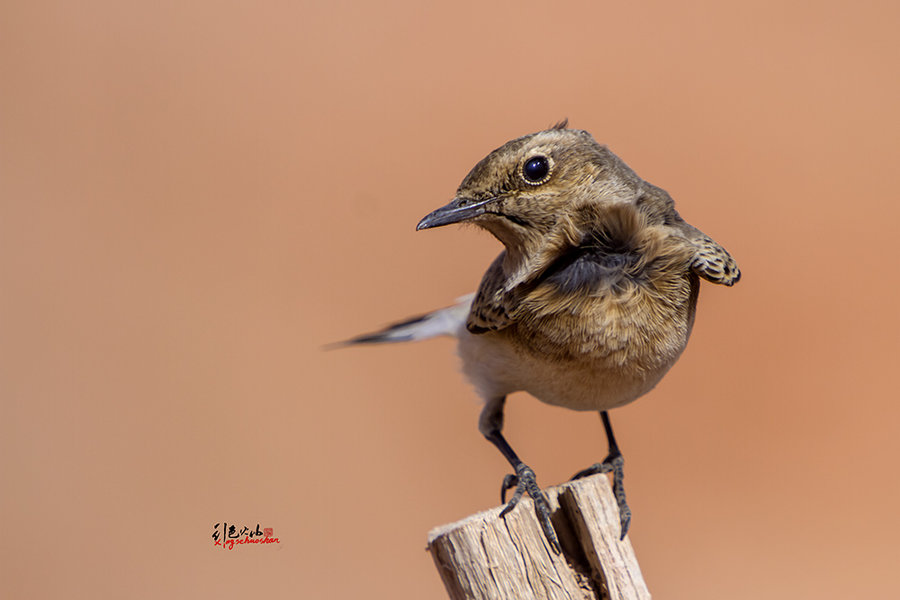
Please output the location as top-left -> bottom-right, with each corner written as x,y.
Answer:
426,474 -> 650,600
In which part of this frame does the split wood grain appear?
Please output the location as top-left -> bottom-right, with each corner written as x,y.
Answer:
427,474 -> 650,600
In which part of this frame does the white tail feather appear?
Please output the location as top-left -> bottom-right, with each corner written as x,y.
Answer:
342,294 -> 474,345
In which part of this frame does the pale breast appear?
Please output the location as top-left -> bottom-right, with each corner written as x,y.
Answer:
457,324 -> 678,411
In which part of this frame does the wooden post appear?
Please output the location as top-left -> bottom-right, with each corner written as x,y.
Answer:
427,474 -> 651,600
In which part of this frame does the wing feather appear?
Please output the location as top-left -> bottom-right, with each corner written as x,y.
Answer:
680,223 -> 740,286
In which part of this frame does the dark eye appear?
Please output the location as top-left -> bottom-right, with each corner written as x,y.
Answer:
522,155 -> 551,184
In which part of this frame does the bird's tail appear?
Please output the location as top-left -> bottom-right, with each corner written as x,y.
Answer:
333,293 -> 474,346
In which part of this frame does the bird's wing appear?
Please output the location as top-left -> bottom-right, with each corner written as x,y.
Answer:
467,253 -> 516,333
681,224 -> 741,286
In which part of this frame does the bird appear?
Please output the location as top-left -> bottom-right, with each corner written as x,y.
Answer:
340,122 -> 740,553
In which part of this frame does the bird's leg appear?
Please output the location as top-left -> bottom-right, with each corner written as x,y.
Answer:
572,411 -> 632,540
479,396 -> 561,554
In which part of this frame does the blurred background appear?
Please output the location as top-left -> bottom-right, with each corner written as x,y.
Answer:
2,1 -> 898,598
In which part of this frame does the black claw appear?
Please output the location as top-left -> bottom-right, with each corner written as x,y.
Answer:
571,463 -> 605,480
498,464 -> 561,554
571,454 -> 631,540
610,461 -> 631,540
500,473 -> 518,504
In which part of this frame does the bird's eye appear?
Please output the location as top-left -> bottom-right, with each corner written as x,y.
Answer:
522,155 -> 551,185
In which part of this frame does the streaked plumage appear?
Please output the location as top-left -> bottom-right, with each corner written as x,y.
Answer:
342,124 -> 739,552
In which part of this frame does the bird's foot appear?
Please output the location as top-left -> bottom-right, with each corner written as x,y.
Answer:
499,463 -> 561,554
572,454 -> 631,540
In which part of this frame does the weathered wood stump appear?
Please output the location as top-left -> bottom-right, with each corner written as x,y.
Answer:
427,474 -> 650,600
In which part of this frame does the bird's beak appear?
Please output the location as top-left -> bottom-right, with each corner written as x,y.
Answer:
416,197 -> 495,231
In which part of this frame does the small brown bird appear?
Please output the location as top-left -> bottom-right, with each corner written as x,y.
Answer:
343,122 -> 739,552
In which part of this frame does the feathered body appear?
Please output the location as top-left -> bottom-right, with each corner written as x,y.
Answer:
459,203 -> 703,411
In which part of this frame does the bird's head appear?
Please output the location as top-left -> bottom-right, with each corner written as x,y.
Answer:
417,126 -> 655,264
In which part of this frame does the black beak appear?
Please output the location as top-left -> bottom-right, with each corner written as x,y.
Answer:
416,197 -> 495,231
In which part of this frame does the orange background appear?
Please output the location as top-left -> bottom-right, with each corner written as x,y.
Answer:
2,1 -> 899,598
